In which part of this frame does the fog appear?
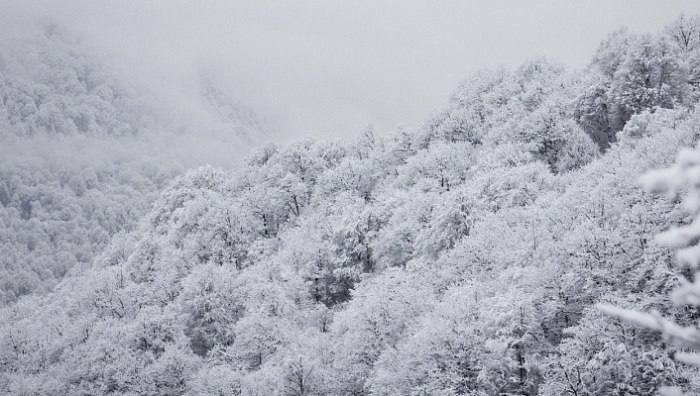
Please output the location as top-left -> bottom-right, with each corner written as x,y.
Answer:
3,0 -> 699,141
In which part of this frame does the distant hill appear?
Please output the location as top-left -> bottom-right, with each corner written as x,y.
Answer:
0,25 -> 269,304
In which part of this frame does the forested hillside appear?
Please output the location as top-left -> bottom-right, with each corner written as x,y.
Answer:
0,26 -> 269,304
3,14 -> 700,396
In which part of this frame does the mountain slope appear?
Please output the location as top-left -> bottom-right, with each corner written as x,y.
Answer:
3,15 -> 700,396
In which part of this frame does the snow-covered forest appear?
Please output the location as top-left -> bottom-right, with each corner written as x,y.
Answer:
4,8 -> 700,396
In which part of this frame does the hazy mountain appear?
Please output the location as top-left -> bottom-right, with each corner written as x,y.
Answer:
3,15 -> 700,395
0,24 -> 270,305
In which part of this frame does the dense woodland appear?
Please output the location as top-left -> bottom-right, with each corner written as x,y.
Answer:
3,14 -> 700,396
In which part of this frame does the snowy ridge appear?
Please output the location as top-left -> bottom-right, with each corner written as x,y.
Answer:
3,13 -> 700,396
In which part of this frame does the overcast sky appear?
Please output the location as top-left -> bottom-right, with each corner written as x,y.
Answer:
4,1 -> 700,141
